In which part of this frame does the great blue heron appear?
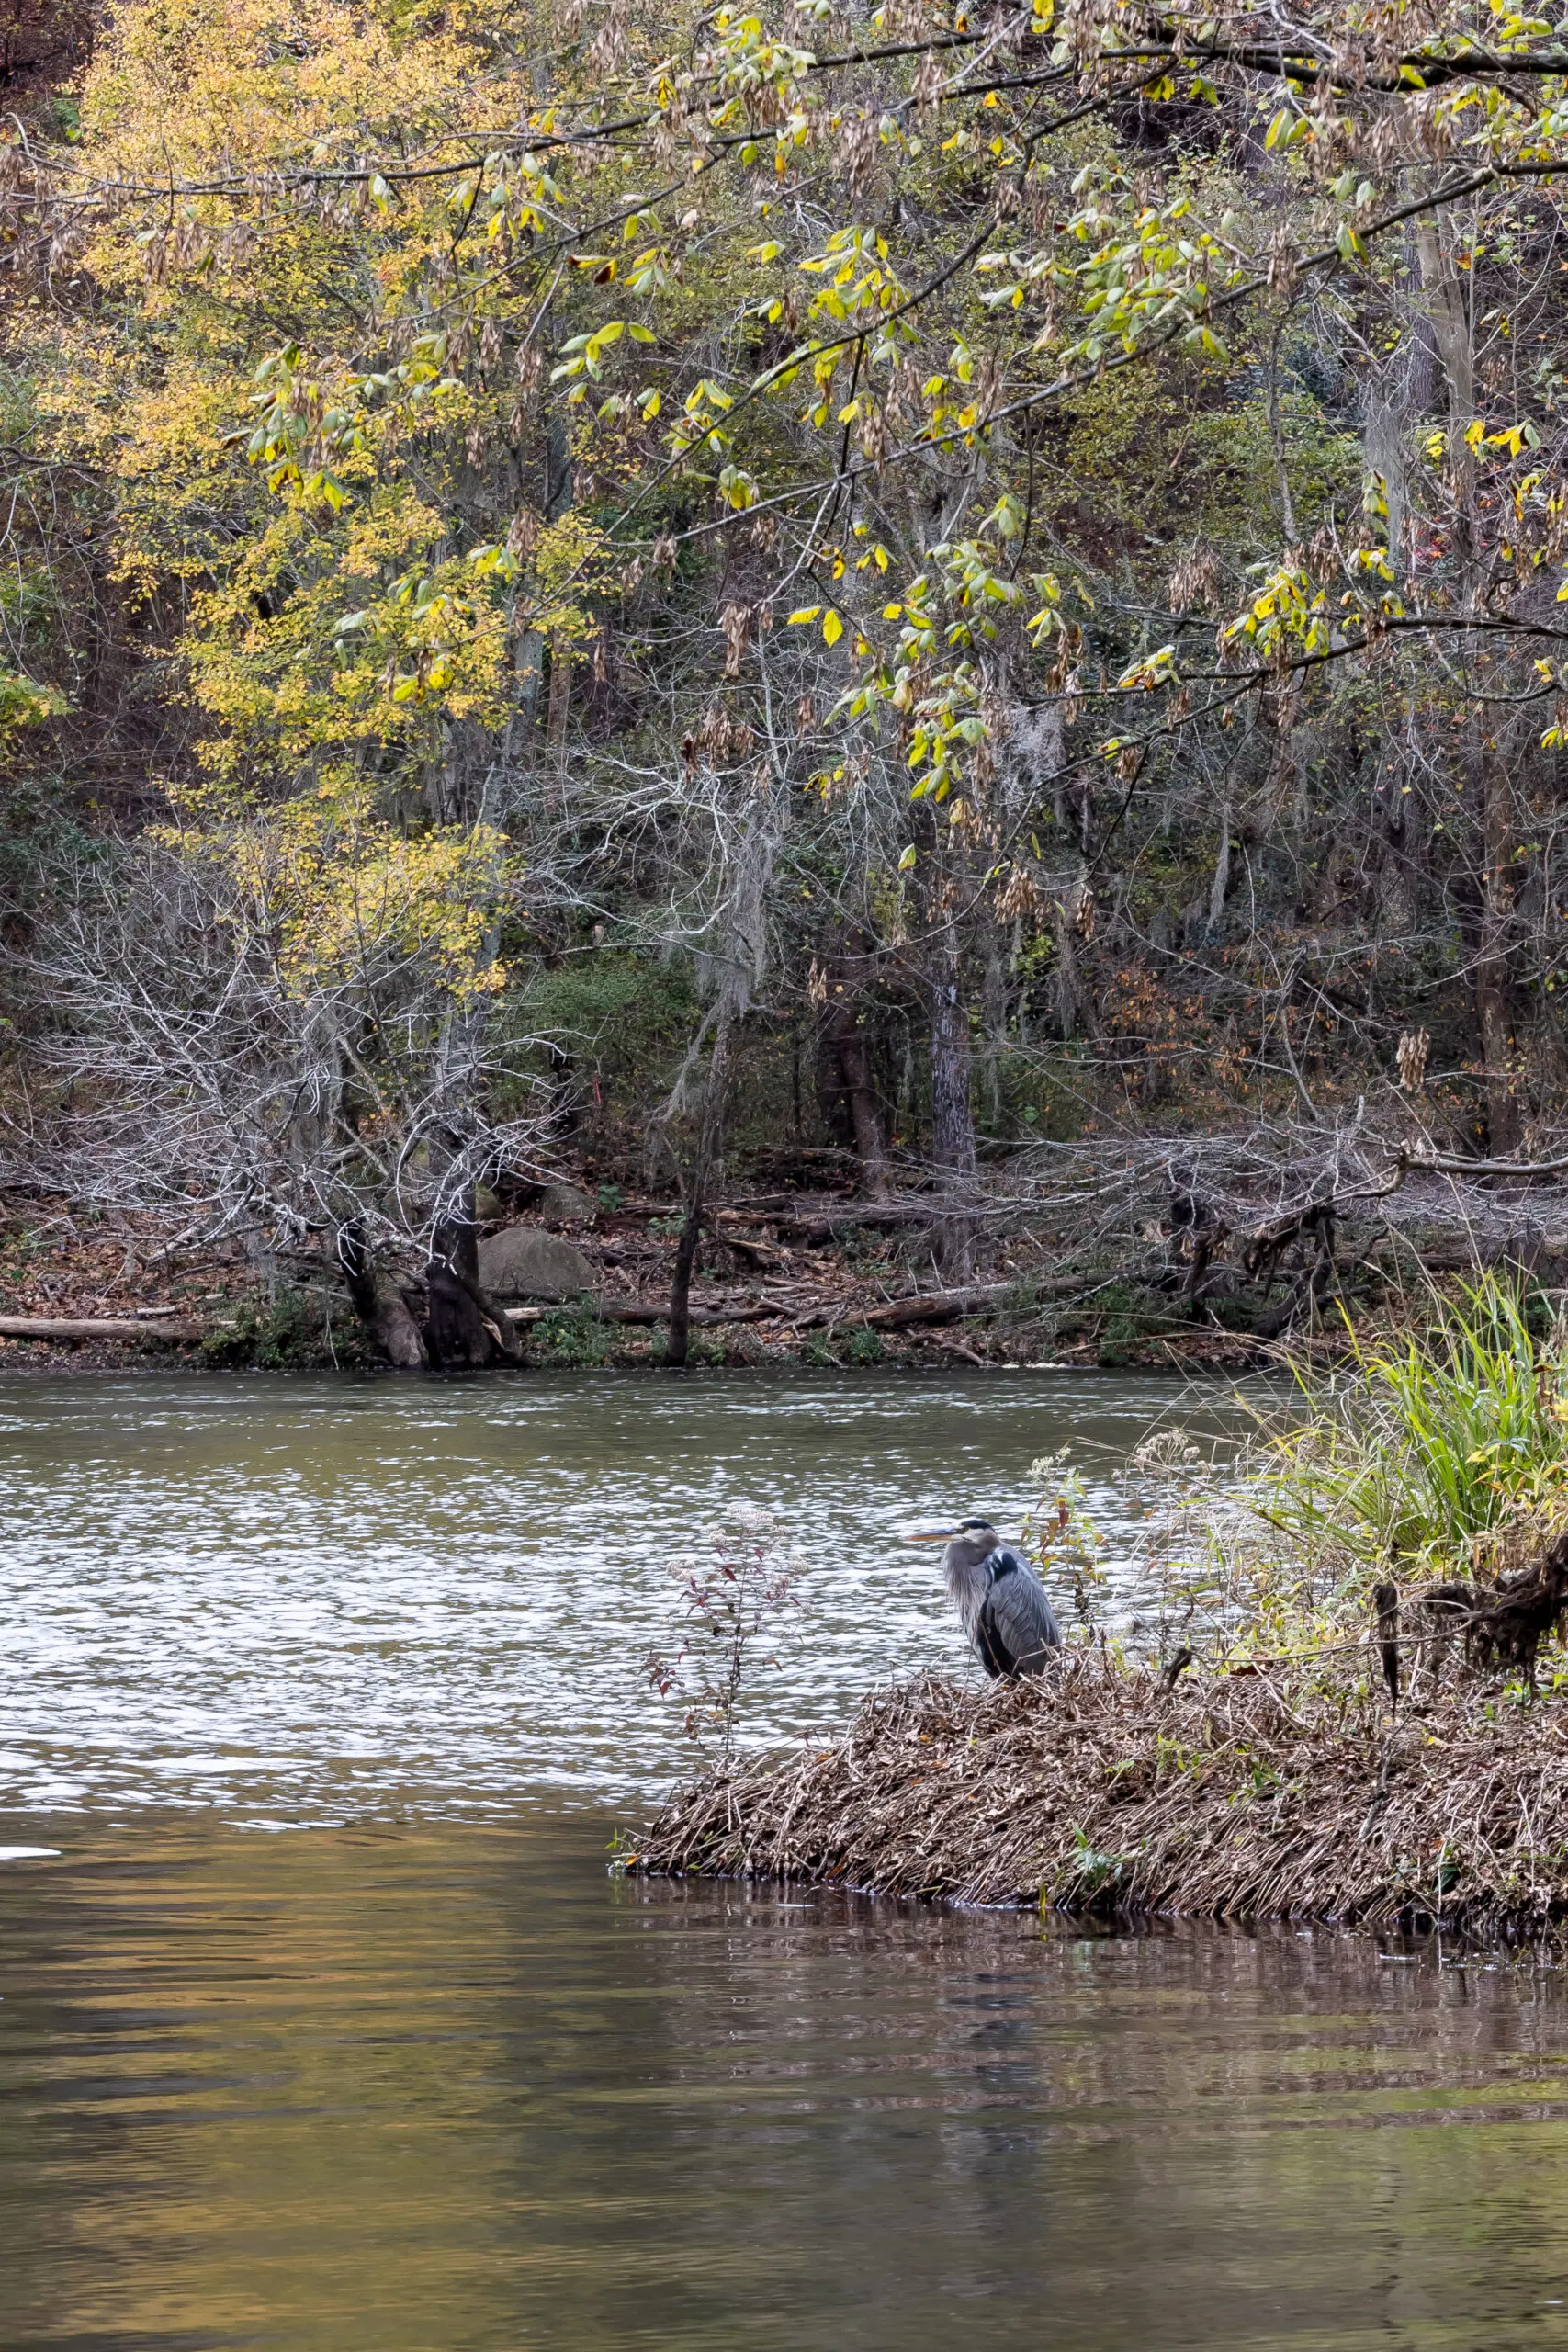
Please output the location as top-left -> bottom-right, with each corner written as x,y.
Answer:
909,1517 -> 1063,1679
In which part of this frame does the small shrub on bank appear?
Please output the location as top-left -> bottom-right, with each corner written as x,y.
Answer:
199,1286 -> 355,1370
1073,1275 -> 1568,1686
527,1299 -> 611,1367
645,1505 -> 799,1766
646,1326 -> 726,1368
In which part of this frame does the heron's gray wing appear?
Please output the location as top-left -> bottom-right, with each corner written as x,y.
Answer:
973,1597 -> 1010,1678
979,1552 -> 1063,1677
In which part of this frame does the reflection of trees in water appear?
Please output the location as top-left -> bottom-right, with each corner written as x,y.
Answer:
0,1847 -> 86,2346
8,1821 -> 1568,2349
1,1828 -> 528,2352
623,1883 -> 1568,2351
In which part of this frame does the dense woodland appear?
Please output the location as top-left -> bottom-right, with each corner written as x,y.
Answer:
5,0 -> 1568,1364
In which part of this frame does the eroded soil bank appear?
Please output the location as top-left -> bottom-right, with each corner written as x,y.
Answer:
635,1657 -> 1568,1942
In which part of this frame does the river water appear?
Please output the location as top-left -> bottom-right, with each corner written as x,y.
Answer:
3,1370 -> 1568,2349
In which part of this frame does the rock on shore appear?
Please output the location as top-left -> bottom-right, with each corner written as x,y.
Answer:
475,1227 -> 599,1300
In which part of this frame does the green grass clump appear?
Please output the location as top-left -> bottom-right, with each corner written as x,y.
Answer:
1258,1274 -> 1568,1575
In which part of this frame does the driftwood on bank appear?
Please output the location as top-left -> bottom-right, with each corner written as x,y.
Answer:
502,1275 -> 1087,1333
504,1300 -> 773,1329
1400,1534 -> 1568,1689
634,1651 -> 1568,1939
857,1275 -> 1086,1328
0,1314 -> 205,1341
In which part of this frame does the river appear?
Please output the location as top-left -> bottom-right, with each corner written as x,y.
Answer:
2,1370 -> 1567,2348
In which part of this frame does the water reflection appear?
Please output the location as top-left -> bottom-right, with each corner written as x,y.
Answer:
3,1819 -> 1568,2351
2,1370 -> 1565,2352
0,1369 -> 1237,1818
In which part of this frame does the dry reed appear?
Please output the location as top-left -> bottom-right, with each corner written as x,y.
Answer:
633,1649 -> 1568,1940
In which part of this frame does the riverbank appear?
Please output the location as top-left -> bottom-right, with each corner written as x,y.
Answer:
1,1170 -> 1554,1374
633,1655 -> 1568,1941
0,1189 -> 1314,1374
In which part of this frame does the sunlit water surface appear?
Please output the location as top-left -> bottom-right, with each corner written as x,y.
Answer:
0,1367 -> 1232,1819
4,1371 -> 1568,2352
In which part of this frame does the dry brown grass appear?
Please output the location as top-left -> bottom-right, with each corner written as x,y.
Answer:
634,1650 -> 1568,1939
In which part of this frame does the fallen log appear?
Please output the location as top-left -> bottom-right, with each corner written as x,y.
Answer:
0,1315 -> 206,1342
504,1277 -> 1089,1333
504,1301 -> 773,1328
858,1275 -> 1089,1329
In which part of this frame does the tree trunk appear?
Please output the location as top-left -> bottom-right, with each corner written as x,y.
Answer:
425,1259 -> 494,1367
1419,205 -> 1517,1152
1477,738 -> 1521,1155
336,1221 -> 428,1369
424,1200 -> 520,1368
815,1017 -> 853,1148
979,940 -> 1008,1125
546,632 -> 572,763
1052,899 -> 1096,1041
665,1198 -> 704,1374
825,1002 -> 889,1196
928,942 -> 976,1280
667,1013 -> 732,1371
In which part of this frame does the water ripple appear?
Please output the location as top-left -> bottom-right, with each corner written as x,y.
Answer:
0,1367 -> 1231,1820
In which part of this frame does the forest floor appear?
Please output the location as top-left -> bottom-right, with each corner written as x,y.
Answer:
633,1654 -> 1568,1944
1,1166 -> 1563,1374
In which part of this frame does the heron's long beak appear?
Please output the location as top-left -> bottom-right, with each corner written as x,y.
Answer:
903,1529 -> 955,1544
